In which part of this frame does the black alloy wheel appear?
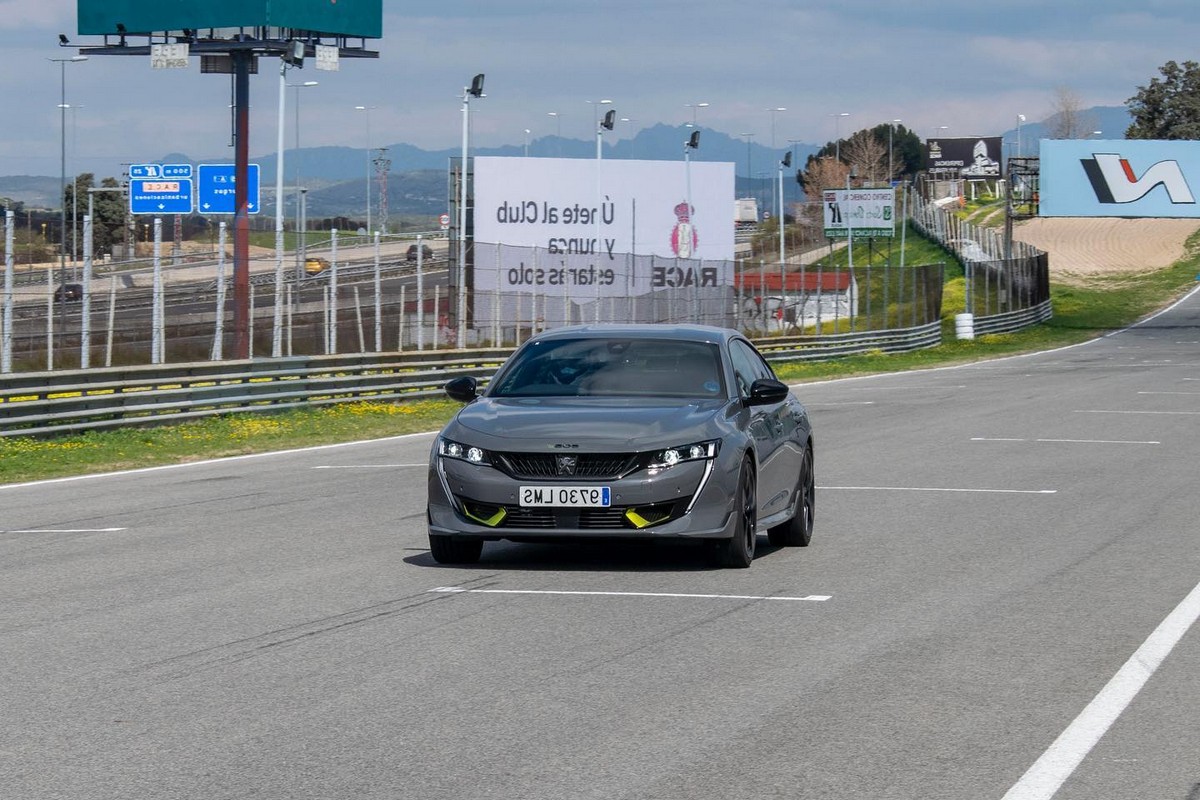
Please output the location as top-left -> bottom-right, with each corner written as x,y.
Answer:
714,459 -> 757,568
768,445 -> 814,547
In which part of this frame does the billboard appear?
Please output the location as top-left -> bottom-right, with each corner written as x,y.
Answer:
472,156 -> 735,297
77,1 -> 382,38
1041,139 -> 1200,218
926,137 -> 1003,178
822,188 -> 895,238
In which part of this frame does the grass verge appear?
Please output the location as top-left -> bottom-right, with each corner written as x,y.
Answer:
4,231 -> 1198,486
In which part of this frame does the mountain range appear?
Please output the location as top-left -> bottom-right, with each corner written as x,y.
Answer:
0,106 -> 1133,219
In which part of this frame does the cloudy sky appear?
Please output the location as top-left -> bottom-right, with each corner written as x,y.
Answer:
1,0 -> 1196,179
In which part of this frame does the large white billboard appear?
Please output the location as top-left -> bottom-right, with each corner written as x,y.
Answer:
472,156 -> 735,295
1041,139 -> 1200,218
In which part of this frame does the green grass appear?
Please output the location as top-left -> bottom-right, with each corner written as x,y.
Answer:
3,230 -> 1198,486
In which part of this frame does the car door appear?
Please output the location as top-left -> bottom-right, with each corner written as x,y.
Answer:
729,338 -> 800,520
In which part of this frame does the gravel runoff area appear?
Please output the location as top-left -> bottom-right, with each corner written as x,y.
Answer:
1012,217 -> 1200,280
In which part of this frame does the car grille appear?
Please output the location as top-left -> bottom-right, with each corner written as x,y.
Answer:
494,452 -> 637,480
457,498 -> 682,530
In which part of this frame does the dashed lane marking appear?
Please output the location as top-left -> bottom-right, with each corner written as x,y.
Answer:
429,587 -> 831,602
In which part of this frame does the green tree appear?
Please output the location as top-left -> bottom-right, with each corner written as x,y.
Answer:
810,123 -> 923,179
65,174 -> 129,255
1126,60 -> 1200,140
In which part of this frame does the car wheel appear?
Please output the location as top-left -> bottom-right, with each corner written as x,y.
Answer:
768,445 -> 814,547
713,459 -> 756,568
428,535 -> 483,565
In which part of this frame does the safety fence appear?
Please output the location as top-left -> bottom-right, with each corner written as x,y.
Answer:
909,192 -> 1052,323
1,322 -> 944,438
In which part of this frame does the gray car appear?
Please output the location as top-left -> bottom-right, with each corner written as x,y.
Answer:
426,324 -> 814,568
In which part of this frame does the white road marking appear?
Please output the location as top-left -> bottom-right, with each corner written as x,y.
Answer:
972,437 -> 1160,445
1076,409 -> 1200,416
310,464 -> 426,469
805,401 -> 876,407
819,485 -> 1056,495
1001,579 -> 1200,800
1137,390 -> 1200,396
3,528 -> 126,533
429,587 -> 831,602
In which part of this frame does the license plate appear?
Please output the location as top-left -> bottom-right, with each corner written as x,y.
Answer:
519,486 -> 611,507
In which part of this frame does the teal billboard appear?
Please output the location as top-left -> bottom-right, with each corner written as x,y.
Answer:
77,1 -> 382,38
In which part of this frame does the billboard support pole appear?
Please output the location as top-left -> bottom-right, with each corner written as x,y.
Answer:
232,49 -> 252,360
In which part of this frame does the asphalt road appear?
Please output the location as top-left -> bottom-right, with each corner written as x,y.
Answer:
3,288 -> 1199,800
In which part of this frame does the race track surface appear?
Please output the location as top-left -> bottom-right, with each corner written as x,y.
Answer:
4,289 -> 1200,800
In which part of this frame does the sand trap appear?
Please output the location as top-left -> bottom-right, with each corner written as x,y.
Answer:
1012,217 -> 1199,279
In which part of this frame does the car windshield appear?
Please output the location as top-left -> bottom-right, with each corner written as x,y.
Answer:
489,337 -> 725,399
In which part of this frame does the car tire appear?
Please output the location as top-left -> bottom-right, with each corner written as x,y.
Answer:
713,459 -> 756,568
768,445 -> 814,547
428,535 -> 483,565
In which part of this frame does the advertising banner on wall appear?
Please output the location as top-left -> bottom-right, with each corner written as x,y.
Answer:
472,156 -> 735,298
821,188 -> 895,238
1040,139 -> 1200,218
926,137 -> 1003,178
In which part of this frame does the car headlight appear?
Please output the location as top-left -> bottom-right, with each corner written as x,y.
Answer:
438,437 -> 492,465
647,440 -> 718,470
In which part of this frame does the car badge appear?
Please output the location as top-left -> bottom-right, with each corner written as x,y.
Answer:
556,455 -> 578,476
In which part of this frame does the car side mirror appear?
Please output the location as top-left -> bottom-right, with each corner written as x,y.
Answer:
444,376 -> 479,403
747,378 -> 788,406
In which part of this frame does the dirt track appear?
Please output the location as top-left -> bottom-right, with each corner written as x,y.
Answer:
1012,217 -> 1199,278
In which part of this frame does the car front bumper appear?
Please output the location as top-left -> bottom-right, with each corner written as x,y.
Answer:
427,453 -> 739,541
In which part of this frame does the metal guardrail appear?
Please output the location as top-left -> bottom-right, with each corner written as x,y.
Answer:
971,300 -> 1053,336
0,324 -> 944,438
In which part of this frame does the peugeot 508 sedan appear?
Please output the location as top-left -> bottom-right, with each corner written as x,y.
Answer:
426,324 -> 814,568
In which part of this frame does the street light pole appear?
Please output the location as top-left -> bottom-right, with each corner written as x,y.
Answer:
740,132 -> 755,209
832,111 -> 849,160
684,101 -> 709,128
50,54 -> 86,341
524,128 -> 531,157
547,111 -> 561,156
1016,114 -> 1025,158
767,107 -> 786,217
354,105 -> 376,232
288,81 -> 317,283
587,99 -> 613,159
458,73 -> 485,346
888,119 -> 902,182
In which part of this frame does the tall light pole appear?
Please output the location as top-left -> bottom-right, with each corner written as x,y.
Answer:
831,111 -> 849,160
547,111 -> 562,156
354,105 -> 376,231
888,118 -> 902,183
458,73 -> 485,346
66,103 -> 84,273
1016,114 -> 1026,158
684,101 -> 709,128
587,99 -> 613,159
778,150 -> 791,272
683,130 -> 700,259
50,55 -> 87,305
740,132 -> 755,205
767,108 -> 786,217
523,128 -> 531,157
288,81 -> 317,282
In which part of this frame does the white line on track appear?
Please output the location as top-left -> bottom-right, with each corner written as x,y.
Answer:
1001,579 -> 1200,800
805,401 -> 876,407
1075,409 -> 1200,416
1137,390 -> 1200,396
310,464 -> 426,469
3,528 -> 126,533
428,587 -> 831,602
819,485 -> 1056,495
971,438 -> 1160,445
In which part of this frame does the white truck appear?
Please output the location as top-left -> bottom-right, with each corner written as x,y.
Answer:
734,197 -> 759,226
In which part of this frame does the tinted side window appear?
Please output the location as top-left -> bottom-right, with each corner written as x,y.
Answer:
729,340 -> 777,399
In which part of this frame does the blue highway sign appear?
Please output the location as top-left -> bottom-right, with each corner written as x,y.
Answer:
129,163 -> 193,180
129,178 -> 194,215
197,163 -> 260,215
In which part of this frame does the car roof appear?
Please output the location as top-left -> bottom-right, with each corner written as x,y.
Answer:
525,324 -> 737,346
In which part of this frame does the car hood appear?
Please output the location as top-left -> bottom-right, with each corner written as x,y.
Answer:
449,396 -> 728,450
